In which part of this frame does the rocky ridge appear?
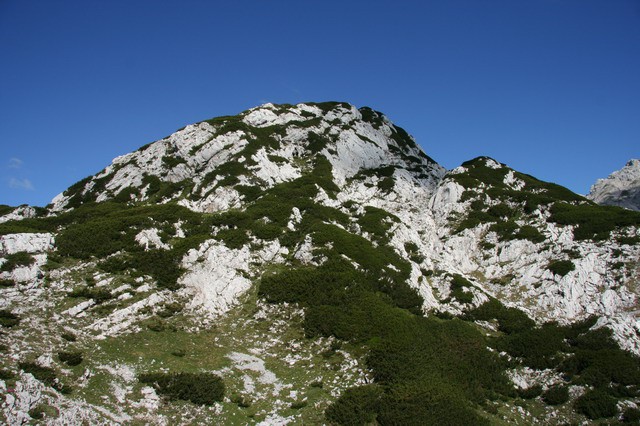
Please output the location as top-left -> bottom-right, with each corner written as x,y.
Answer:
1,102 -> 639,424
588,159 -> 640,211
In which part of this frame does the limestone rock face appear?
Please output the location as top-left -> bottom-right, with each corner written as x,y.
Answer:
588,159 -> 640,211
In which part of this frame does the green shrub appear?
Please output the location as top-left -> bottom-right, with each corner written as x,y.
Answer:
18,362 -> 57,386
138,372 -> 224,405
267,154 -> 287,164
623,407 -> 640,423
0,252 -> 35,272
376,381 -> 491,426
359,107 -> 385,128
367,317 -> 510,401
547,260 -> 575,277
358,206 -> 397,240
0,310 -> 20,328
488,203 -> 515,219
235,185 -> 262,202
489,220 -> 518,241
617,236 -> 640,245
171,349 -> 186,358
128,249 -> 183,290
0,204 -> 15,216
28,405 -> 45,420
449,274 -> 474,304
499,323 -> 567,369
0,368 -> 15,380
454,157 -> 509,189
515,225 -> 545,243
465,298 -> 535,335
61,332 -> 77,342
145,317 -> 165,332
518,385 -> 542,399
378,177 -> 395,192
542,385 -> 569,405
157,302 -> 183,318
0,279 -> 15,288
215,228 -> 250,249
58,351 -> 83,366
162,155 -> 186,168
290,401 -> 307,409
68,287 -> 113,303
404,242 -> 419,253
231,393 -> 251,408
262,257 -> 510,423
574,389 -> 618,419
307,131 -> 329,153
325,385 -> 382,425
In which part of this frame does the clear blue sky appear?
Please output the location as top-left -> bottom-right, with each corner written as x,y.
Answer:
1,0 -> 639,207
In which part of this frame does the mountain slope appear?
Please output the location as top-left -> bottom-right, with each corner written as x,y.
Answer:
588,159 -> 640,211
1,102 -> 640,425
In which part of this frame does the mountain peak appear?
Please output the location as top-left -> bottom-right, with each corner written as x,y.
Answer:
49,102 -> 445,212
588,158 -> 640,211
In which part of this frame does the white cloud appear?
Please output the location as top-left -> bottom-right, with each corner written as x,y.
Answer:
9,178 -> 34,191
8,158 -> 23,169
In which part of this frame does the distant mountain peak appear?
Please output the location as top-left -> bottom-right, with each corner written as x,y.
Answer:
588,158 -> 640,211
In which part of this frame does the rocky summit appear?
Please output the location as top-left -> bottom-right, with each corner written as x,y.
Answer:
588,159 -> 640,211
1,102 -> 639,425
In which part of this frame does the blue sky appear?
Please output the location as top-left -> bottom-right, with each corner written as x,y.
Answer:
1,0 -> 638,207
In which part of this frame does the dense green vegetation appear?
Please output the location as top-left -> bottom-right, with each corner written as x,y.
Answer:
68,286 -> 113,303
574,389 -> 618,419
138,372 -> 225,405
0,205 -> 15,216
357,206 -> 398,243
58,351 -> 83,366
358,107 -> 385,129
547,259 -> 575,277
324,386 -> 382,425
161,155 -> 186,168
0,310 -> 20,328
0,252 -> 35,272
261,256 -> 510,424
548,202 -> 640,241
465,297 -> 535,335
466,298 -> 640,420
542,385 -> 569,405
0,279 -> 15,288
447,274 -> 475,304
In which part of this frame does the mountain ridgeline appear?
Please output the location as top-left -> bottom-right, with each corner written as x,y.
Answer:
1,102 -> 640,424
